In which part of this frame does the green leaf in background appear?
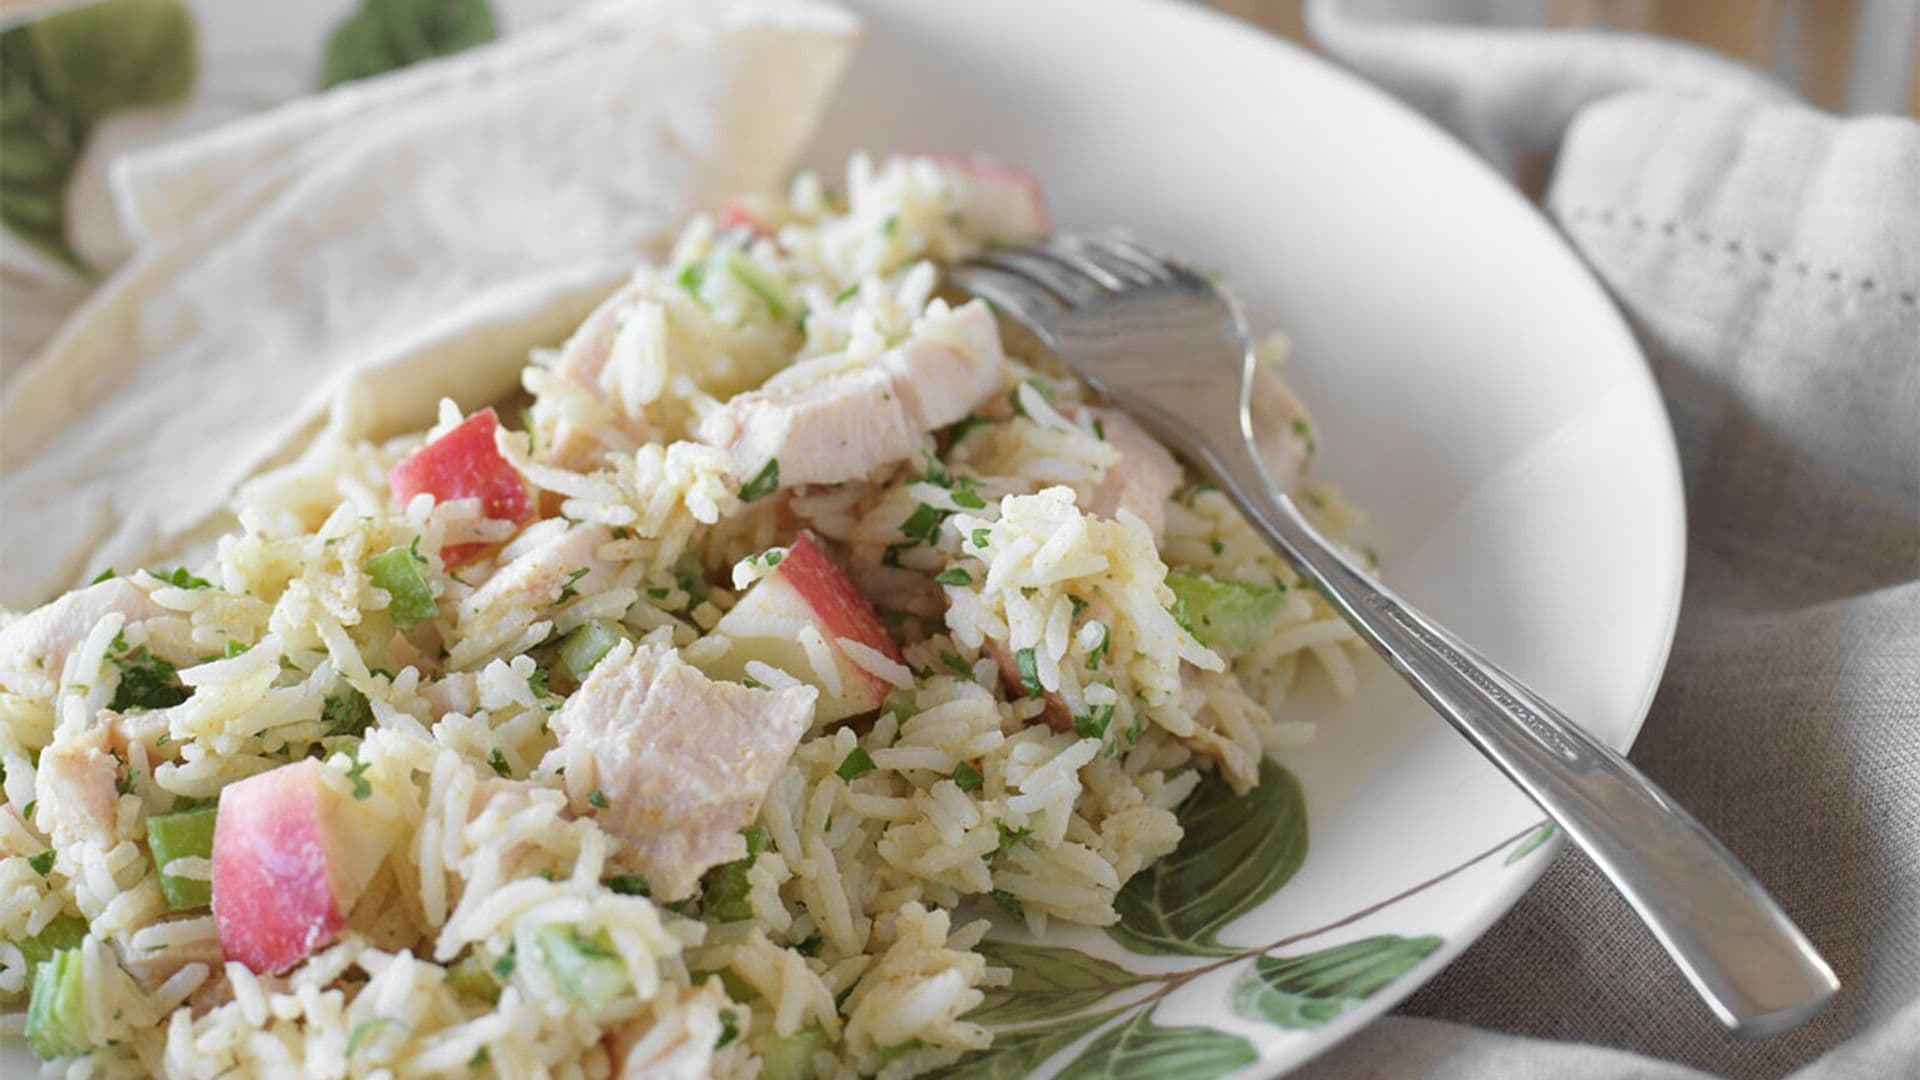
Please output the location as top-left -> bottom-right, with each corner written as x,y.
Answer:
0,0 -> 197,275
968,941 -> 1149,1028
1505,822 -> 1557,865
322,0 -> 497,89
1053,1007 -> 1256,1080
925,1009 -> 1119,1080
1230,934 -> 1443,1030
1107,758 -> 1308,956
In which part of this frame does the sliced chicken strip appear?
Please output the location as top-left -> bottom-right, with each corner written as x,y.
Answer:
1249,367 -> 1315,495
698,300 -> 1007,490
0,578 -> 166,693
1073,406 -> 1183,539
35,729 -> 122,849
552,639 -> 816,901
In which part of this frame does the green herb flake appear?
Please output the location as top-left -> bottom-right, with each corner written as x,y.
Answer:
945,413 -> 998,444
28,850 -> 55,877
739,458 -> 780,502
1210,537 -> 1224,555
740,677 -> 767,690
646,586 -> 670,600
899,503 -> 944,543
468,1046 -> 491,1069
322,686 -> 375,738
1074,705 -> 1116,741
606,874 -> 651,897
834,282 -> 860,304
835,747 -> 876,781
1087,624 -> 1111,670
554,567 -> 590,605
491,946 -> 517,980
89,568 -> 116,584
995,822 -> 1032,853
586,788 -> 609,810
939,650 -> 973,677
152,567 -> 212,590
1068,595 -> 1088,620
794,933 -> 824,957
1092,417 -> 1107,440
488,749 -> 511,778
223,639 -> 249,658
951,761 -> 983,793
109,648 -> 190,713
1014,648 -> 1042,696
345,1016 -> 412,1056
880,213 -> 899,236
989,889 -> 1024,919
969,527 -> 992,550
346,759 -> 374,800
935,568 -> 972,587
948,479 -> 987,509
715,1010 -> 740,1049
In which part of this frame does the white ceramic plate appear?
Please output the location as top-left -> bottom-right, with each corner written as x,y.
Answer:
1,1 -> 1684,1076
804,0 -> 1684,1075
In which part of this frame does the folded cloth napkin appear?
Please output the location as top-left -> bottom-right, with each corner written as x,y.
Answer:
0,0 -> 858,610
1297,3 -> 1920,1079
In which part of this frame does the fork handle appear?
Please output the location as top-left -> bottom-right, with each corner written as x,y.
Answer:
1207,440 -> 1837,1038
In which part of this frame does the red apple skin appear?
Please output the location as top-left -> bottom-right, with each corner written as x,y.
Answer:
781,532 -> 904,671
212,760 -> 385,975
388,407 -> 536,567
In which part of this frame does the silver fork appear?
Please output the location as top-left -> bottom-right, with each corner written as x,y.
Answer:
950,232 -> 1837,1038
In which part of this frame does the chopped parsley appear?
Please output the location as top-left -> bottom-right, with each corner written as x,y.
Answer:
835,747 -> 876,781
1086,624 -> 1110,670
646,586 -> 671,600
606,874 -> 651,897
1074,705 -> 1116,741
945,413 -> 998,445
740,677 -> 767,690
794,933 -> 824,957
89,568 -> 116,584
1014,648 -> 1042,696
989,889 -> 1024,919
951,761 -> 983,793
322,686 -> 374,738
948,479 -> 987,509
995,822 -> 1032,854
151,567 -> 211,590
346,759 -> 374,800
935,568 -> 972,588
109,647 -> 190,712
899,503 -> 944,544
739,458 -> 780,502
1092,417 -> 1106,440
834,282 -> 860,304
28,850 -> 54,877
969,527 -> 992,550
345,1017 -> 412,1057
554,567 -> 590,604
223,639 -> 249,658
880,213 -> 899,236
1068,595 -> 1088,620
716,1010 -> 740,1049
468,1047 -> 491,1069
492,946 -> 517,979
586,788 -> 610,809
528,667 -> 553,700
1210,537 -> 1224,555
939,650 -> 973,677
488,749 -> 511,778
676,260 -> 708,306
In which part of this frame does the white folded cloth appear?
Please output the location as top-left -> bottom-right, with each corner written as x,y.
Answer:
1298,3 -> 1920,1079
0,0 -> 859,610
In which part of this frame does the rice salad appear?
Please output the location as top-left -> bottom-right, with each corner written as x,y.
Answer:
0,153 -> 1367,1078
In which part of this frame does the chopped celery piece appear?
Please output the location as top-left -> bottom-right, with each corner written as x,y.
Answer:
671,550 -> 710,606
366,547 -> 435,627
146,804 -> 218,909
532,926 -> 626,1008
444,951 -> 503,1004
1165,571 -> 1288,655
757,1024 -> 828,1080
559,619 -> 629,682
25,948 -> 88,1060
15,916 -> 87,966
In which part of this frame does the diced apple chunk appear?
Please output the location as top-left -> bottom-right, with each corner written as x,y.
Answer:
211,760 -> 393,975
697,532 -> 902,723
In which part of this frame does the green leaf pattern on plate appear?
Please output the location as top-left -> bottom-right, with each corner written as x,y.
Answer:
969,941 -> 1148,1028
322,0 -> 497,89
1505,822 -> 1557,864
1231,934 -> 1444,1029
0,0 -> 196,274
1053,1007 -> 1256,1080
928,1010 -> 1121,1080
1108,758 -> 1308,955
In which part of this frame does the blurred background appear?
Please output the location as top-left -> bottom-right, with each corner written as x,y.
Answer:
1211,0 -> 1920,116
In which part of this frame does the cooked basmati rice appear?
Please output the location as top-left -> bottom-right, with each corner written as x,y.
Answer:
0,152 -> 1370,1077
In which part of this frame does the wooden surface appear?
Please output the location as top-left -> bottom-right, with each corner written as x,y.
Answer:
1206,0 -> 1920,116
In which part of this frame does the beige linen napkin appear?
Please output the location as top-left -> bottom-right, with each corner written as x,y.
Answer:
0,0 -> 860,610
1297,3 -> 1920,1079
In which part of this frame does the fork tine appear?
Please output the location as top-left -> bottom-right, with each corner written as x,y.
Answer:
946,264 -> 1063,337
975,248 -> 1110,307
1050,233 -> 1165,288
1083,232 -> 1192,285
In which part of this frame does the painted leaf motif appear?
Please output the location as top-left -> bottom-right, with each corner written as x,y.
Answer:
924,1009 -> 1118,1080
0,0 -> 196,274
322,0 -> 497,89
1107,758 -> 1308,956
1505,822 -> 1556,865
1053,1006 -> 1256,1080
1231,934 -> 1443,1029
968,941 -> 1148,1027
